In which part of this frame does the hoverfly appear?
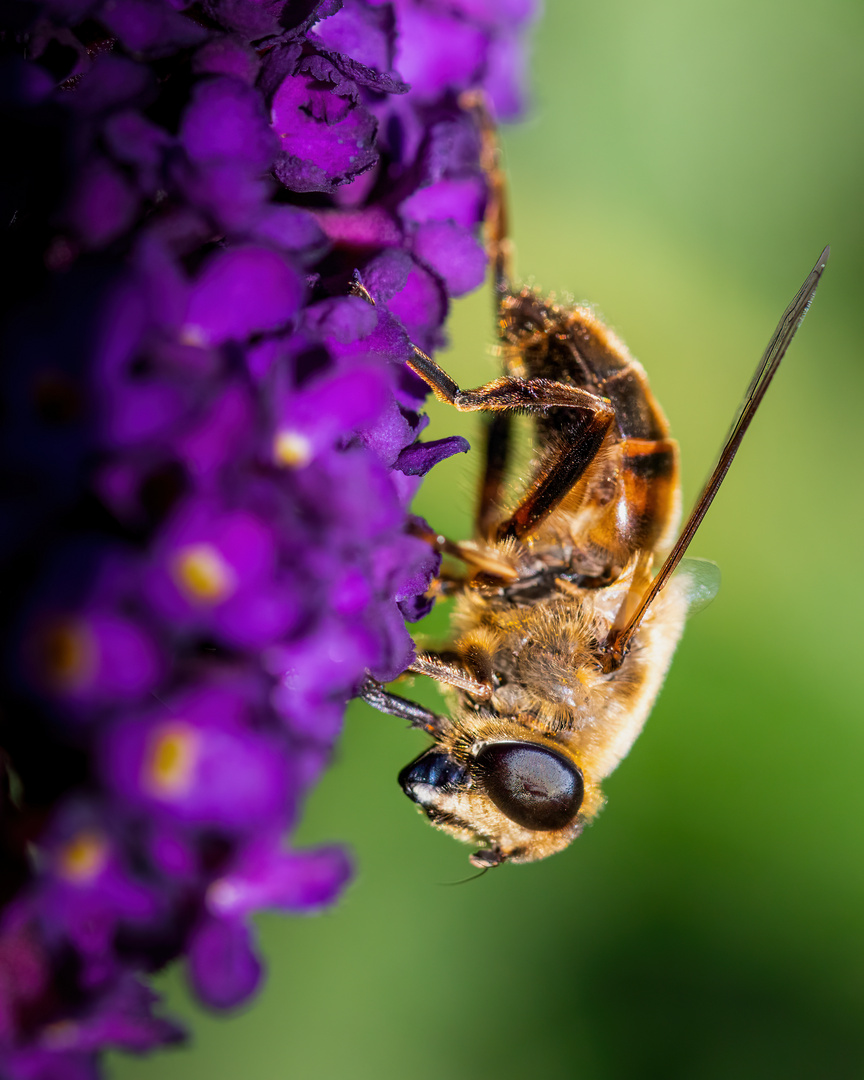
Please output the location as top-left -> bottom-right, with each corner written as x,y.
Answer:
362,96 -> 829,868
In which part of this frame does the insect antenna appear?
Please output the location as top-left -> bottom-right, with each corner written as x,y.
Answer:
600,244 -> 830,670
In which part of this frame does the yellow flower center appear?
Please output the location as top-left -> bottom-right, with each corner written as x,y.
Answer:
39,619 -> 97,692
171,543 -> 235,604
273,429 -> 313,468
57,830 -> 108,883
142,722 -> 199,797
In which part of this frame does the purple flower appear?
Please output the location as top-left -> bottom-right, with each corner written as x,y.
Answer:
100,681 -> 295,833
0,0 -> 536,1074
33,805 -> 162,987
145,500 -> 303,647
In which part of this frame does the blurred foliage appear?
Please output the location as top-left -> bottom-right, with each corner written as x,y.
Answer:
112,1 -> 864,1077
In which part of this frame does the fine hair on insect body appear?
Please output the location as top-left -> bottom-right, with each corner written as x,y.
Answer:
362,94 -> 829,869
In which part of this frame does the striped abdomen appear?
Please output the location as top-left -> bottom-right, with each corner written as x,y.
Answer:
499,290 -> 680,569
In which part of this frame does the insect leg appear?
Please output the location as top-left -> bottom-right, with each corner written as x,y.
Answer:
410,650 -> 494,699
408,348 -> 615,540
358,676 -> 453,737
459,90 -> 513,297
428,572 -> 468,598
477,413 -> 512,540
408,519 -> 518,582
498,413 -> 610,542
457,93 -> 520,536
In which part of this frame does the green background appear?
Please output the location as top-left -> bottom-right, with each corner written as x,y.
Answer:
112,2 -> 864,1077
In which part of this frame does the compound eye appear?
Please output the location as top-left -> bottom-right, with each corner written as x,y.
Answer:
476,743 -> 583,831
399,751 -> 467,803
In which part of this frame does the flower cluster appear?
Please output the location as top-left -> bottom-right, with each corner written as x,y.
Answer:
0,0 -> 534,1074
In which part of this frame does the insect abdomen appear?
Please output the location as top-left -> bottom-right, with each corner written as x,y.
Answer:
561,305 -> 669,443
503,292 -> 680,562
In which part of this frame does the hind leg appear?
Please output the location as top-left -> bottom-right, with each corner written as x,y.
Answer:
407,347 -> 615,541
460,90 -> 514,300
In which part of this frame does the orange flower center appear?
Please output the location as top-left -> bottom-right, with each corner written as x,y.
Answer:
39,619 -> 98,691
57,830 -> 108,883
142,722 -> 199,797
171,543 -> 235,604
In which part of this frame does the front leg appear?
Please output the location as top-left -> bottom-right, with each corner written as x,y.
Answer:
359,676 -> 452,737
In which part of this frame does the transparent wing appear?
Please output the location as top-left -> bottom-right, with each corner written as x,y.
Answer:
675,557 -> 721,616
